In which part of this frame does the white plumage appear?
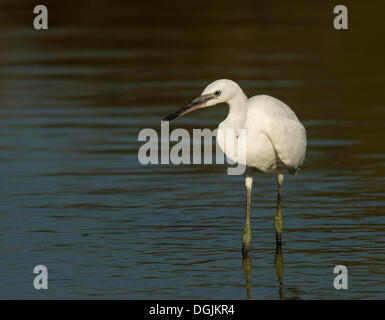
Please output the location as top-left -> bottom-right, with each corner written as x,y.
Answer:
164,79 -> 307,253
202,79 -> 306,174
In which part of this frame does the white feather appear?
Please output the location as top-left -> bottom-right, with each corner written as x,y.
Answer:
203,80 -> 306,174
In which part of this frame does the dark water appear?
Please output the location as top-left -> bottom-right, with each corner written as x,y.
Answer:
0,0 -> 384,299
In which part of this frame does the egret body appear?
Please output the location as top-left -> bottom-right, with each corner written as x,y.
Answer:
164,79 -> 306,253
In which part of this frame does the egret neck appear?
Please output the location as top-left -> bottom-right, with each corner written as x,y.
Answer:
220,90 -> 248,130
163,78 -> 307,253
216,89 -> 248,166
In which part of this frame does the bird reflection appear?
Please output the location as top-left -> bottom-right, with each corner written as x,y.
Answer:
274,198 -> 284,300
242,198 -> 285,300
242,251 -> 252,300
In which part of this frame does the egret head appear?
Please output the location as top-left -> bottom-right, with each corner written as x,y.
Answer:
163,79 -> 242,121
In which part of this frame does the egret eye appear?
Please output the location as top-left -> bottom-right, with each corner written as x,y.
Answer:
214,90 -> 221,97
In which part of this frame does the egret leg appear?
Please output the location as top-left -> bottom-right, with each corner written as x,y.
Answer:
274,174 -> 284,244
242,172 -> 253,255
277,173 -> 284,202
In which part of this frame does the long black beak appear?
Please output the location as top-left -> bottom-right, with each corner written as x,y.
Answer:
163,94 -> 214,121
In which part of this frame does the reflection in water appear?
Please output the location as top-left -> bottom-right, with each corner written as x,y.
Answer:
273,200 -> 305,300
274,190 -> 283,245
242,252 -> 252,300
1,0 -> 385,300
242,199 -> 285,300
274,189 -> 284,299
274,233 -> 284,300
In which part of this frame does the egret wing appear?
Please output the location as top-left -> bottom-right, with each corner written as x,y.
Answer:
264,116 -> 306,172
247,95 -> 307,172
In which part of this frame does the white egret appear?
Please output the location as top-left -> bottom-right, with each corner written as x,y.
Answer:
164,79 -> 306,253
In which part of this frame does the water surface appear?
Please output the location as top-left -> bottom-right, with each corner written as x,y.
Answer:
0,0 -> 384,299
